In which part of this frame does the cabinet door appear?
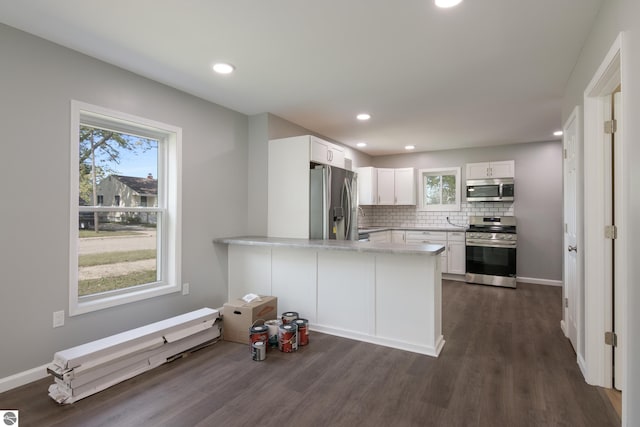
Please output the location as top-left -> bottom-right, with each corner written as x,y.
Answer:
394,168 -> 416,205
447,241 -> 466,275
328,145 -> 345,168
357,167 -> 378,205
377,168 -> 395,205
488,160 -> 515,178
391,230 -> 405,244
466,162 -> 491,179
310,138 -> 328,165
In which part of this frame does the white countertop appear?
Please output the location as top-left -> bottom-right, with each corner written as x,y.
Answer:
213,236 -> 445,255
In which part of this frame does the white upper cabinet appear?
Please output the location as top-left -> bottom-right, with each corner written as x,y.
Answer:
377,167 -> 416,205
310,136 -> 345,168
394,168 -> 417,205
357,166 -> 378,205
466,160 -> 515,179
377,168 -> 396,205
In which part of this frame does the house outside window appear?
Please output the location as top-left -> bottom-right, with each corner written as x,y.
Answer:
70,100 -> 182,315
418,167 -> 461,211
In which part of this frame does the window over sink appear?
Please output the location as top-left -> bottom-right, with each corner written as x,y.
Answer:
417,167 -> 461,212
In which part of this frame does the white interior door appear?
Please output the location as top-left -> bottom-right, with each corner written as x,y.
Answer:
563,107 -> 579,351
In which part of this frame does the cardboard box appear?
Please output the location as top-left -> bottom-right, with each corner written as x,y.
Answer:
222,296 -> 277,344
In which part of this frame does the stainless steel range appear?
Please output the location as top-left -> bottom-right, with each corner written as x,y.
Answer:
465,216 -> 517,288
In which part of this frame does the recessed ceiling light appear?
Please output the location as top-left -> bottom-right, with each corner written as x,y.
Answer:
356,142 -> 367,147
553,130 -> 563,136
357,113 -> 371,121
212,63 -> 235,74
435,0 -> 463,8
405,145 -> 416,150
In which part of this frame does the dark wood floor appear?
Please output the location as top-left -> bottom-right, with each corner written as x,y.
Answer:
0,281 -> 620,427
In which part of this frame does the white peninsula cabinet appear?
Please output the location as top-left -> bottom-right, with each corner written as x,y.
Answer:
466,160 -> 515,179
216,236 -> 445,357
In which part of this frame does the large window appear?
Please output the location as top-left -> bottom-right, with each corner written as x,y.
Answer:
70,101 -> 182,315
418,167 -> 461,211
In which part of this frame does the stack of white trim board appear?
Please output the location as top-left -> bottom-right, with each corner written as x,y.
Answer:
47,308 -> 220,404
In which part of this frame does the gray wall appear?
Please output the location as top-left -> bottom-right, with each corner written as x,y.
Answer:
0,24 -> 248,378
372,141 -> 563,281
562,0 -> 640,423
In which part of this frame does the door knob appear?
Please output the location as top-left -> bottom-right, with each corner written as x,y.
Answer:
568,245 -> 577,252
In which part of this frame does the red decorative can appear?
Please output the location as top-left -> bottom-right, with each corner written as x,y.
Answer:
249,324 -> 269,353
281,311 -> 299,324
278,323 -> 298,353
293,318 -> 309,346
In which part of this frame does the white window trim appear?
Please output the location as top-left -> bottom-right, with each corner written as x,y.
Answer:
417,167 -> 461,212
69,100 -> 182,316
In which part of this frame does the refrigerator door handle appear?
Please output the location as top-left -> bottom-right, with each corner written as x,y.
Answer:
324,166 -> 330,239
344,177 -> 352,240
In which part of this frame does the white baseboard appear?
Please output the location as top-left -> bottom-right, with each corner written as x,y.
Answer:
0,364 -> 49,394
577,354 -> 587,380
310,325 -> 443,357
560,320 -> 568,337
517,276 -> 563,287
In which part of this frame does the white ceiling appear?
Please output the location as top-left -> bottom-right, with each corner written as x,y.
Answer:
0,0 -> 602,155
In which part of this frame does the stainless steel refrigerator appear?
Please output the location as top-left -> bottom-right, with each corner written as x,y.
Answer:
309,165 -> 358,240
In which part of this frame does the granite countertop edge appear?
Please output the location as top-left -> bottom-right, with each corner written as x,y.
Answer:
213,236 -> 445,255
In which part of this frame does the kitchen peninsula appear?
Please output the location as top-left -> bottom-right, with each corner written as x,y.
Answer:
214,236 -> 446,357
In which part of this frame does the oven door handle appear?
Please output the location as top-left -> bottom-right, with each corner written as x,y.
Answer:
466,240 -> 516,248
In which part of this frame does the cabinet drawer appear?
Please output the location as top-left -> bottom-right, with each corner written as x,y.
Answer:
406,230 -> 446,241
447,231 -> 466,242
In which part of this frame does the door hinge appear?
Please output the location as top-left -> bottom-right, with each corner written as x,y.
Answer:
564,297 -> 568,308
604,225 -> 618,239
604,120 -> 617,134
563,149 -> 567,159
564,223 -> 568,233
605,331 -> 618,347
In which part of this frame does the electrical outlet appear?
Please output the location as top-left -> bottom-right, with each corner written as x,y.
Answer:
53,310 -> 65,328
182,282 -> 190,295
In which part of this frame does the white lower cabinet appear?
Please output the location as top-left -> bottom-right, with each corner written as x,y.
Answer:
406,231 -> 448,273
446,231 -> 466,275
368,230 -> 391,243
391,230 -> 406,243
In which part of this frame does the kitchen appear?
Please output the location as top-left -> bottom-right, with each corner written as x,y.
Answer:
0,0 -> 638,425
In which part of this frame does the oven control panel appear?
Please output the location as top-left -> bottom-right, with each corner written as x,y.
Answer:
466,232 -> 517,241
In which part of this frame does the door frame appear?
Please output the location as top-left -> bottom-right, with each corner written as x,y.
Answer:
582,31 -> 628,402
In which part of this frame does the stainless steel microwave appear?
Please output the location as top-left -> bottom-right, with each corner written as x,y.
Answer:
466,178 -> 514,202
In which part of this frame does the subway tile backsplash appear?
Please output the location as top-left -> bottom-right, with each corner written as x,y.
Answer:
358,203 -> 515,229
